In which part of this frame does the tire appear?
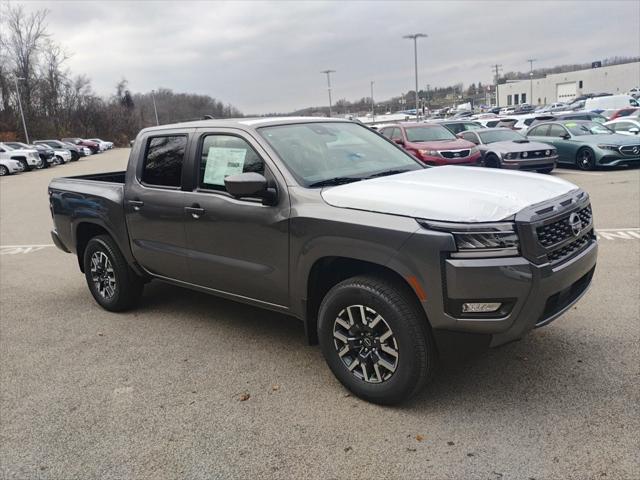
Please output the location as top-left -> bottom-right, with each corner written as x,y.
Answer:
35,158 -> 45,169
318,275 -> 436,405
17,158 -> 30,171
55,155 -> 64,165
484,154 -> 501,168
83,235 -> 144,312
52,156 -> 62,166
576,148 -> 595,171
537,167 -> 554,174
70,151 -> 79,161
0,165 -> 8,176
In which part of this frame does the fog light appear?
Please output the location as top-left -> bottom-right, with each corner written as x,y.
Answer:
462,302 -> 502,313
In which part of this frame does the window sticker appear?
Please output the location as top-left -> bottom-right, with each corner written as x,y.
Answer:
564,122 -> 578,127
203,147 -> 247,186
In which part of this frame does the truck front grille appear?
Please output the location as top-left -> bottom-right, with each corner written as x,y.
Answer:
536,205 -> 592,248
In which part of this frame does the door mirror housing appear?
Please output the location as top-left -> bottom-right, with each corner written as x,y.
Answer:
393,138 -> 405,146
561,133 -> 571,140
628,127 -> 640,135
224,172 -> 277,204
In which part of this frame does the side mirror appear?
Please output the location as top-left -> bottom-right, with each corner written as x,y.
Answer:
561,133 -> 571,140
393,138 -> 404,146
224,172 -> 276,204
629,127 -> 640,135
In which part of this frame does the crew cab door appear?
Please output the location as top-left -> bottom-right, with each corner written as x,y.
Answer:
182,129 -> 290,307
124,130 -> 193,281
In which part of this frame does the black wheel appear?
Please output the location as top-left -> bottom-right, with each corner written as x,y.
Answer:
576,148 -> 595,171
484,154 -> 501,168
0,165 -> 8,176
83,235 -> 143,312
537,167 -> 554,174
70,151 -> 79,161
318,275 -> 435,405
18,158 -> 30,171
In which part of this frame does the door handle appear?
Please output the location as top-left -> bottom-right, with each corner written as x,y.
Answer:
128,200 -> 144,211
185,206 -> 205,219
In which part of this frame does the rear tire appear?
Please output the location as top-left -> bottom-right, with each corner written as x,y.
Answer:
35,158 -> 45,169
318,275 -> 435,405
17,158 -> 30,171
83,235 -> 143,312
0,165 -> 8,176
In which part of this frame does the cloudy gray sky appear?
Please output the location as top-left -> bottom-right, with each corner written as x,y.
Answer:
22,0 -> 640,113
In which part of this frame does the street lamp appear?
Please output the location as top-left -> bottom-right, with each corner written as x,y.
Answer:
527,58 -> 536,105
321,70 -> 336,117
402,33 -> 427,120
151,90 -> 159,125
13,77 -> 29,144
370,81 -> 375,122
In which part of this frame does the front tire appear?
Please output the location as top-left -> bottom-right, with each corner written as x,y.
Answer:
484,154 -> 501,168
0,165 -> 8,176
18,159 -> 30,171
83,235 -> 143,312
576,148 -> 595,171
318,275 -> 435,405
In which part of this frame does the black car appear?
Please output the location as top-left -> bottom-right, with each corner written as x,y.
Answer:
34,140 -> 84,161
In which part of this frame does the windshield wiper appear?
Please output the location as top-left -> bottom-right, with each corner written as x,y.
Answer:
366,168 -> 413,179
308,176 -> 363,188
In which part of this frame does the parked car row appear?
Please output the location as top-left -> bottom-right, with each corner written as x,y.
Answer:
0,136 -> 114,176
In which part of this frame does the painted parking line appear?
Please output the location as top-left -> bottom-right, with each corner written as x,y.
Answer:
0,244 -> 55,255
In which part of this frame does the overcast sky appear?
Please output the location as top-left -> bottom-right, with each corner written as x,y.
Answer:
22,0 -> 640,114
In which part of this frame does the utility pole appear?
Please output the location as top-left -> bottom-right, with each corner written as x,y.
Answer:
13,77 -> 29,144
492,64 -> 502,107
151,90 -> 159,125
370,81 -> 375,122
321,70 -> 336,117
403,33 -> 427,120
527,58 -> 536,105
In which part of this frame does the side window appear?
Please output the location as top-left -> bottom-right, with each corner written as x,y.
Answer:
461,132 -> 479,144
613,122 -> 632,132
446,123 -> 463,134
199,135 -> 264,191
141,135 -> 187,187
391,128 -> 403,141
381,128 -> 392,139
529,125 -> 548,136
548,125 -> 567,138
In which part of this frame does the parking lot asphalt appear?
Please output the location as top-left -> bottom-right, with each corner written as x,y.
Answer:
1,149 -> 639,480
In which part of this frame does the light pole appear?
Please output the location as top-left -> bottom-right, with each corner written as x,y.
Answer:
321,70 -> 335,117
13,77 -> 29,144
151,90 -> 159,125
370,81 -> 375,122
492,64 -> 502,107
402,33 -> 427,120
527,58 -> 536,105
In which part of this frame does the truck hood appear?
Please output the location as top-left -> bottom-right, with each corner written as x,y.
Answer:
321,166 -> 578,222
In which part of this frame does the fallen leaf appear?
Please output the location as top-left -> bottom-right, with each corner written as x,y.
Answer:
406,447 -> 417,452
447,441 -> 455,446
344,446 -> 352,453
467,453 -> 474,457
97,332 -> 104,337
239,393 -> 250,402
272,384 -> 280,391
416,435 -> 424,442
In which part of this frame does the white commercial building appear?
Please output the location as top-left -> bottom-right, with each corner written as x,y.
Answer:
498,61 -> 640,107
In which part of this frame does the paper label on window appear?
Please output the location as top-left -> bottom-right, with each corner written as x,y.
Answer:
203,147 -> 247,186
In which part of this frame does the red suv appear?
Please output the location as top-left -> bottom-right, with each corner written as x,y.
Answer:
61,137 -> 101,154
380,123 -> 481,166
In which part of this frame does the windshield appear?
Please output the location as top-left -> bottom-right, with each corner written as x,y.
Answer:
2,144 -> 14,151
405,125 -> 456,142
259,122 -> 422,187
564,122 -> 613,136
478,130 -> 526,144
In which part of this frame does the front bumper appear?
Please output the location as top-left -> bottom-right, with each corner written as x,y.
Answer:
443,241 -> 596,346
501,155 -> 558,171
597,154 -> 640,167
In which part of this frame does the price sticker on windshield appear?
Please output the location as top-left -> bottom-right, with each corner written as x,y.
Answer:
203,147 -> 247,186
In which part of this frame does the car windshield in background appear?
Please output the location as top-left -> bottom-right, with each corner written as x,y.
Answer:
405,125 -> 456,142
259,122 -> 422,187
478,130 -> 526,144
565,122 -> 613,136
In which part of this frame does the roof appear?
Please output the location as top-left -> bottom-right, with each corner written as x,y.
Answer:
139,116 -> 350,133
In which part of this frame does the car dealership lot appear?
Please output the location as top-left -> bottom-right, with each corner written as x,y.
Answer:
1,150 -> 638,479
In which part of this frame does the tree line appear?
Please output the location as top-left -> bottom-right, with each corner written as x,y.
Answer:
0,4 -> 242,146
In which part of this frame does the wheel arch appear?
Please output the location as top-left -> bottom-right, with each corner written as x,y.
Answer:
303,256 -> 426,345
73,220 -> 141,275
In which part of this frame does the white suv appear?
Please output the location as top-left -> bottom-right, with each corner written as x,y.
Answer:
0,143 -> 43,171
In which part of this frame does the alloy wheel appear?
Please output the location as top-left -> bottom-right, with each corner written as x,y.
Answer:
90,251 -> 117,299
578,149 -> 594,170
333,305 -> 399,384
0,166 -> 7,176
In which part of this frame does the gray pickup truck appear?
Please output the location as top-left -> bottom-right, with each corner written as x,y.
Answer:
49,117 -> 597,404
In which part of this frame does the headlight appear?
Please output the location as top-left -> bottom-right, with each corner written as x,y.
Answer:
545,149 -> 551,156
417,220 -> 519,258
503,152 -> 516,160
521,151 -> 529,158
469,146 -> 479,155
418,149 -> 440,157
597,144 -> 619,151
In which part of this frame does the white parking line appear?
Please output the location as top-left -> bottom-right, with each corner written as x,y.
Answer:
1,244 -> 54,255
554,169 -> 604,176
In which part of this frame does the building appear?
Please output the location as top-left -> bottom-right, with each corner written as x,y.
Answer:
497,61 -> 640,107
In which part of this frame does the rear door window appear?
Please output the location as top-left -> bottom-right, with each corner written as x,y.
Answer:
528,125 -> 550,136
391,128 -> 403,141
141,135 -> 188,188
548,124 -> 568,138
461,132 -> 479,144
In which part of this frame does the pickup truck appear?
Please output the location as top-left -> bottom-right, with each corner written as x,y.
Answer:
49,117 -> 598,404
